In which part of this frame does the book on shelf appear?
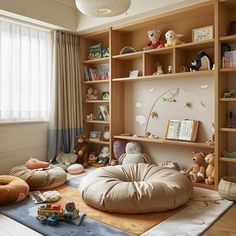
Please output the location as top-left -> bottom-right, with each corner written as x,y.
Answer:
222,50 -> 236,68
165,119 -> 199,142
88,43 -> 102,59
84,64 -> 109,81
99,105 -> 110,121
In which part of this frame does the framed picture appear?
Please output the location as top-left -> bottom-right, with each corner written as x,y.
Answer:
129,70 -> 139,78
89,131 -> 101,140
102,126 -> 110,141
99,105 -> 110,121
192,25 -> 213,42
102,92 -> 110,100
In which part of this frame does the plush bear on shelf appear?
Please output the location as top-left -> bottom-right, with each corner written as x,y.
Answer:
205,153 -> 215,185
119,141 -> 152,164
143,29 -> 165,50
74,135 -> 89,168
182,152 -> 205,183
165,30 -> 184,47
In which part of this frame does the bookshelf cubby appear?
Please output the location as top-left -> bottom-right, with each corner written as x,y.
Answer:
79,0 -> 236,190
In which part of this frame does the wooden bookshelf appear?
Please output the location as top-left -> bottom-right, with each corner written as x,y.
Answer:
220,128 -> 236,132
83,100 -> 110,103
83,80 -> 109,84
85,120 -> 109,124
87,139 -> 110,145
114,135 -> 214,149
83,57 -> 109,65
219,35 -> 236,44
220,98 -> 236,102
220,68 -> 236,73
220,157 -> 236,163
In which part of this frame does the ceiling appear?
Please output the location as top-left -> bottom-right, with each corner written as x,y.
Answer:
55,0 -> 77,9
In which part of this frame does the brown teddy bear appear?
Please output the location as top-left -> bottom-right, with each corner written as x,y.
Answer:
183,152 -> 206,183
74,135 -> 88,168
205,153 -> 215,185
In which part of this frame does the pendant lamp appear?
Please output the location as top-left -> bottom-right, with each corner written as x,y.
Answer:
75,0 -> 131,17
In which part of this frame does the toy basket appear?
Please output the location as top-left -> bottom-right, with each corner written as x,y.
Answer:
218,176 -> 236,201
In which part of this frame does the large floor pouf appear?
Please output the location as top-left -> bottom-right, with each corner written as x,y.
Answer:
9,165 -> 67,190
0,175 -> 29,205
80,163 -> 193,213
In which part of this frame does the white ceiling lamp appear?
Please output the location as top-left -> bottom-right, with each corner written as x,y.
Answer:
75,0 -> 131,17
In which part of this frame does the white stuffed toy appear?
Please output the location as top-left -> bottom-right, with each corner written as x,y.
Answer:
119,141 -> 152,164
165,30 -> 184,47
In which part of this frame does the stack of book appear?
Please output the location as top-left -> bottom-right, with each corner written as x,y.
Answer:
222,50 -> 236,68
84,64 -> 109,81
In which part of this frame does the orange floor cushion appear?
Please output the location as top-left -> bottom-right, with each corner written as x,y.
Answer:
0,175 -> 29,206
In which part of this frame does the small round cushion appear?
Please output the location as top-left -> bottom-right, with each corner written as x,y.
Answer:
67,164 -> 84,175
0,175 -> 29,205
9,165 -> 67,190
80,163 -> 193,213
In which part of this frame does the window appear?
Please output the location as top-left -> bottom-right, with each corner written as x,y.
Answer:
0,19 -> 52,121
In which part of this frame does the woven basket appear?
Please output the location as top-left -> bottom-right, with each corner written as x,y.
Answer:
218,176 -> 236,201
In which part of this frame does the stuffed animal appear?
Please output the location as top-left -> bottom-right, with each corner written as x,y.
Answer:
165,30 -> 184,47
143,29 -> 165,50
98,146 -> 110,166
119,141 -> 152,164
88,152 -> 98,164
205,153 -> 215,185
183,152 -> 205,183
56,151 -> 78,167
85,87 -> 99,100
113,139 -> 127,163
190,51 -> 212,71
26,158 -> 50,170
74,135 -> 88,168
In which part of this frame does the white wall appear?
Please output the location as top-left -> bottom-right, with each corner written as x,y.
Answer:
0,122 -> 48,174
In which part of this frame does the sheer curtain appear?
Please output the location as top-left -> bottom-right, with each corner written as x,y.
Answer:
0,19 -> 52,121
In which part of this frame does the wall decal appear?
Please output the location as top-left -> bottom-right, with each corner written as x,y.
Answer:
201,84 -> 209,89
136,102 -> 142,108
136,115 -> 146,125
149,88 -> 155,92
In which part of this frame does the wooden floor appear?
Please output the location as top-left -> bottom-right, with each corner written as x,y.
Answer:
0,204 -> 235,236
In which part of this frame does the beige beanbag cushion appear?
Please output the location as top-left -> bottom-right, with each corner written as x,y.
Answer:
67,164 -> 84,174
9,165 -> 67,190
0,175 -> 29,205
80,163 -> 193,213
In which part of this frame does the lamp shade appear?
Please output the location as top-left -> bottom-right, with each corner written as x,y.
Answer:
75,0 -> 131,17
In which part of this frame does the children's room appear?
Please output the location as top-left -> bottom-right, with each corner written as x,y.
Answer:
1,0 -> 236,235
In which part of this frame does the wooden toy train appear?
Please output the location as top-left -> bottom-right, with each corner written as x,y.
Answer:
36,202 -> 81,226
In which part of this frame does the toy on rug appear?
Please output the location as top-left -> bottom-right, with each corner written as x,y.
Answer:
160,160 -> 180,170
43,190 -> 61,202
85,86 -> 99,100
205,153 -> 215,185
37,202 -> 84,226
164,30 -> 185,47
26,158 -> 50,170
182,152 -> 205,183
113,139 -> 127,163
98,146 -> 110,166
88,152 -> 98,164
190,51 -> 212,71
56,151 -> 78,168
74,135 -> 89,168
67,163 -> 84,174
119,141 -> 152,164
143,29 -> 165,50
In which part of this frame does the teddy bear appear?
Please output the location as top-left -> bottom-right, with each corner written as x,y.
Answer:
119,141 -> 152,164
164,30 -> 184,47
98,146 -> 110,166
74,135 -> 89,168
85,87 -> 99,100
143,29 -> 165,50
88,151 -> 98,164
205,153 -> 215,185
182,152 -> 205,183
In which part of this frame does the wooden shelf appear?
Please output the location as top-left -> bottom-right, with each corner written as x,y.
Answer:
175,39 -> 215,50
220,157 -> 236,163
144,47 -> 173,55
193,182 -> 215,190
84,100 -> 110,103
220,98 -> 236,102
83,80 -> 109,84
87,139 -> 110,145
220,68 -> 236,73
220,128 -> 236,132
220,35 -> 236,44
83,57 -> 109,64
112,51 -> 143,60
85,120 -> 109,124
114,135 -> 214,149
112,70 -> 215,82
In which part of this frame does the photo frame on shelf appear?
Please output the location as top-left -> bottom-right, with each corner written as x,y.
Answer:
102,92 -> 110,100
89,131 -> 101,140
102,126 -> 110,141
99,105 -> 110,121
192,25 -> 213,42
129,70 -> 139,78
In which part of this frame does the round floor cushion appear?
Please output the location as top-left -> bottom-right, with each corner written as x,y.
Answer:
9,165 -> 67,190
80,163 -> 193,213
0,175 -> 29,205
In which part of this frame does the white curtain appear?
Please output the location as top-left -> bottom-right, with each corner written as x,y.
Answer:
0,19 -> 52,121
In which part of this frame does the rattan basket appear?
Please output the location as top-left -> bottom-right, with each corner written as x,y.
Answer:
218,176 -> 236,201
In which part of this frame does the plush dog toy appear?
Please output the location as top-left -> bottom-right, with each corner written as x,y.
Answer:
143,29 -> 165,50
165,30 -> 184,47
205,153 -> 215,185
